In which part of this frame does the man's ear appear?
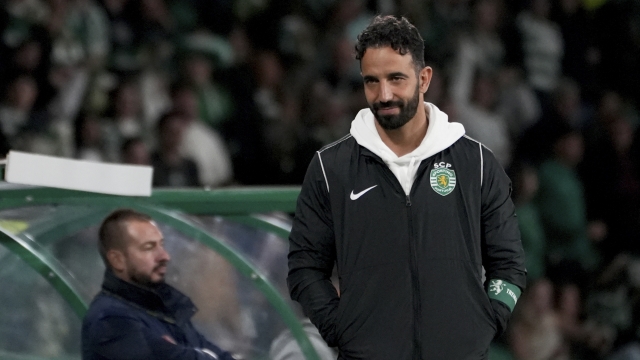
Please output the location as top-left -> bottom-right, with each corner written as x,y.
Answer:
107,249 -> 126,272
419,66 -> 433,94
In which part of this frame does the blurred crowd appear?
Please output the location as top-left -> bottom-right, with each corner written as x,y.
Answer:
2,0 -> 640,358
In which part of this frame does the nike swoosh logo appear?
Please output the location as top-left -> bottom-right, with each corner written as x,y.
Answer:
350,185 -> 378,200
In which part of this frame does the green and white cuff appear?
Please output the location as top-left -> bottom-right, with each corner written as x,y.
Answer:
487,279 -> 521,312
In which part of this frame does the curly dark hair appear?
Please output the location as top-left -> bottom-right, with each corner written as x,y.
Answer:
355,15 -> 425,71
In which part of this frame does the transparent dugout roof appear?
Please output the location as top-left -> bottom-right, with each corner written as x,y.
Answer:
0,245 -> 80,360
0,185 -> 320,360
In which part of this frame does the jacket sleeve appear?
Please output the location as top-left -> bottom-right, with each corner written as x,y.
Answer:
480,147 -> 527,337
83,315 -> 229,360
287,153 -> 341,346
194,324 -> 237,360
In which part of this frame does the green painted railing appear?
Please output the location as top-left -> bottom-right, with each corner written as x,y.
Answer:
0,350 -> 78,360
0,187 -> 301,215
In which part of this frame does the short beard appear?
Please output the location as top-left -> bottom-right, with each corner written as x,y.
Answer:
371,84 -> 421,130
129,264 -> 166,288
131,273 -> 160,288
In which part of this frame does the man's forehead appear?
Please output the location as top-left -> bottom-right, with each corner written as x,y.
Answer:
360,46 -> 416,73
124,220 -> 162,242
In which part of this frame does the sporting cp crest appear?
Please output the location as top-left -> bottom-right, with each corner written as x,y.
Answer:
430,168 -> 456,196
488,279 -> 504,295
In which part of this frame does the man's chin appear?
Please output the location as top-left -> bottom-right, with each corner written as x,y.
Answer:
375,115 -> 407,130
150,275 -> 166,286
131,275 -> 164,288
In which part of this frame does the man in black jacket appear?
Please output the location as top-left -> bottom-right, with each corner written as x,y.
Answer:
82,209 -> 235,360
287,15 -> 526,360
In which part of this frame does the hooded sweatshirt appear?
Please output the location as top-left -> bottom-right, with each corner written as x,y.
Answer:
350,102 -> 465,194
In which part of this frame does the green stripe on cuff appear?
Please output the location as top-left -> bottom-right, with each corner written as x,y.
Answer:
487,279 -> 521,312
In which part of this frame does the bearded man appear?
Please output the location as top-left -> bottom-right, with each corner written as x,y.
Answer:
287,15 -> 526,360
82,209 -> 235,360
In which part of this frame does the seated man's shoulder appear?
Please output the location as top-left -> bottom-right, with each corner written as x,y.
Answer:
84,292 -> 144,324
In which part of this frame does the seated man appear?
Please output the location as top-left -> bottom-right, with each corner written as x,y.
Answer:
82,209 -> 235,360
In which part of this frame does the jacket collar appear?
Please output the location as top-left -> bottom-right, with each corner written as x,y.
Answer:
359,146 -> 383,161
101,269 -> 196,324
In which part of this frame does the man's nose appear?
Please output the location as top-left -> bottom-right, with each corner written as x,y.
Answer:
379,81 -> 393,102
158,246 -> 171,262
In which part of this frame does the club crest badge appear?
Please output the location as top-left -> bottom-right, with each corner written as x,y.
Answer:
489,279 -> 504,295
430,168 -> 456,196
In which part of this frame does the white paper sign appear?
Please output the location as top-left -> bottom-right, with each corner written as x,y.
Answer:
5,151 -> 153,197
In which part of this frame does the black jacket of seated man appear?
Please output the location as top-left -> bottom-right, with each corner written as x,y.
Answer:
82,209 -> 234,360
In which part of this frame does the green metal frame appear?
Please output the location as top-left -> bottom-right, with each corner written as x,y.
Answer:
0,350 -> 78,360
0,187 -> 301,215
0,226 -> 88,318
0,186 -> 321,360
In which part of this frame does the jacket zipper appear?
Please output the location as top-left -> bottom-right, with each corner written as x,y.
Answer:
406,194 -> 422,360
366,153 -> 426,358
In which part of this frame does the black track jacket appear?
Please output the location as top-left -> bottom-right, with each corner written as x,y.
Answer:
288,105 -> 526,360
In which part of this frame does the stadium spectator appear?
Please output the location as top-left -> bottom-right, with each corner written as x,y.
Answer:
510,278 -> 565,360
511,162 -> 546,282
150,111 -> 200,187
516,0 -> 564,113
535,126 -> 602,279
120,136 -> 149,165
170,82 -> 233,187
74,111 -> 106,162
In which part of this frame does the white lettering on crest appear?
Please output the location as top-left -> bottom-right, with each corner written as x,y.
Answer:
434,162 -> 452,169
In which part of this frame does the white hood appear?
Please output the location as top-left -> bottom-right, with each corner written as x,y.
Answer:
350,102 -> 465,195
